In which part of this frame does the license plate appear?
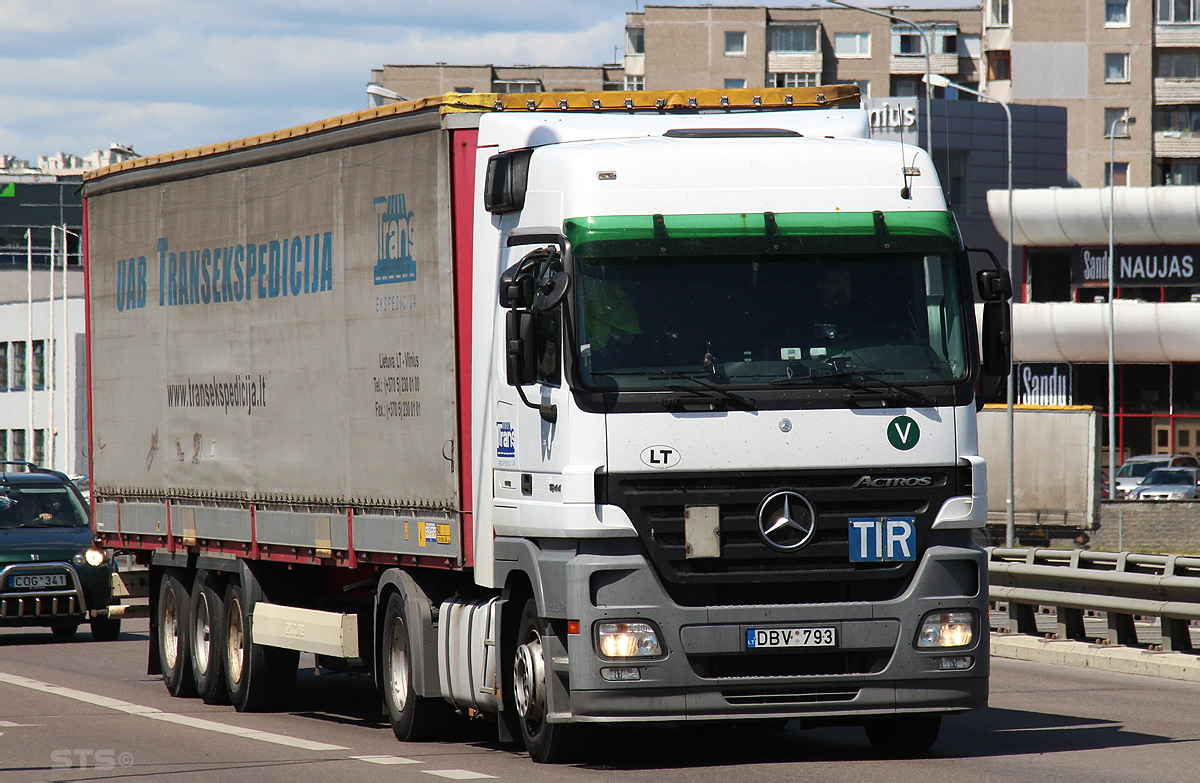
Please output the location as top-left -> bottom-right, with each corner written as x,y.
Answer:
7,573 -> 67,590
746,627 -> 836,649
848,516 -> 917,562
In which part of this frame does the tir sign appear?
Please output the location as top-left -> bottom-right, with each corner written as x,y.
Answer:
640,445 -> 680,469
848,517 -> 916,562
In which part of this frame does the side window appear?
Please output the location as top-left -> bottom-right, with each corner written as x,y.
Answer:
534,307 -> 562,386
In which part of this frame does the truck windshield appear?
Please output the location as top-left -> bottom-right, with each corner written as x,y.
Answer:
567,212 -> 970,392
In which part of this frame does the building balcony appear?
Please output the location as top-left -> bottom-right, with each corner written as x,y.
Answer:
1155,24 -> 1200,47
1154,131 -> 1200,157
766,51 -> 823,74
1155,78 -> 1200,104
890,52 -> 959,75
624,53 -> 645,77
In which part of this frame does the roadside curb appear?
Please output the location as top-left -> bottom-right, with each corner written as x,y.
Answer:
991,633 -> 1200,683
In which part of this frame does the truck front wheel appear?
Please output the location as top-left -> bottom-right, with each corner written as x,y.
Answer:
380,592 -> 452,741
512,597 -> 575,764
157,572 -> 197,697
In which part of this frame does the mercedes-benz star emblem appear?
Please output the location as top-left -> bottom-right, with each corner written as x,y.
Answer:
756,490 -> 817,551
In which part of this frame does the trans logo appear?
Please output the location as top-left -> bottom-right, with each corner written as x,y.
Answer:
374,193 -> 416,285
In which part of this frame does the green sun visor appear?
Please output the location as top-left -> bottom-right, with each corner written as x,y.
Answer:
564,211 -> 960,258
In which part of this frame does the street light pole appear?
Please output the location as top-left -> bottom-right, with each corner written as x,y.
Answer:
828,0 -> 933,153
1107,115 -> 1135,499
924,73 -> 1014,545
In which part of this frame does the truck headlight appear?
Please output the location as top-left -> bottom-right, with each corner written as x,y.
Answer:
596,621 -> 663,659
916,611 -> 974,648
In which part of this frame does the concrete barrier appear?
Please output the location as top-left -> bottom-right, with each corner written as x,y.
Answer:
1091,501 -> 1200,553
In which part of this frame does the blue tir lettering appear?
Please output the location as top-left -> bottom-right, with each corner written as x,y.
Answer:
126,234 -> 335,311
373,193 -> 416,285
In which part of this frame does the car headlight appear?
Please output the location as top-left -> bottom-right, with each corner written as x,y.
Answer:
596,621 -> 663,659
73,548 -> 107,567
916,611 -> 974,648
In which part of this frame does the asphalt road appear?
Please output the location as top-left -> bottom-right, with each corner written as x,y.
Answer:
2,619 -> 1199,782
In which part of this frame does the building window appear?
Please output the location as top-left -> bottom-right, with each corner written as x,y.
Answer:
453,87 -> 474,94
0,343 -> 7,391
724,78 -> 747,89
988,50 -> 1012,80
769,24 -> 817,53
990,0 -> 1011,26
31,340 -> 44,390
894,78 -> 920,97
725,31 -> 746,56
0,431 -> 7,462
772,72 -> 818,88
492,81 -> 541,93
1104,108 -> 1132,137
624,75 -> 645,91
898,33 -> 923,55
1105,161 -> 1130,186
1158,0 -> 1200,23
1106,1 -> 1130,25
33,429 -> 44,466
11,341 -> 25,390
834,32 -> 870,57
12,429 -> 25,462
627,26 -> 645,55
1105,53 -> 1130,83
1159,52 -> 1200,79
1162,159 -> 1200,185
1155,105 -> 1200,136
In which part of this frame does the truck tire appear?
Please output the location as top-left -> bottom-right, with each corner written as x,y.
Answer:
157,572 -> 197,697
512,597 -> 576,764
90,617 -> 121,642
381,592 -> 453,741
190,571 -> 228,704
865,714 -> 941,755
223,580 -> 298,712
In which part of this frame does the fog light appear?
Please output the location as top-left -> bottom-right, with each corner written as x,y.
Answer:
601,667 -> 642,681
916,611 -> 974,648
937,656 -> 973,670
596,621 -> 663,659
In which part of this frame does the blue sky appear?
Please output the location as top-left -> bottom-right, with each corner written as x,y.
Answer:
0,1 -> 979,162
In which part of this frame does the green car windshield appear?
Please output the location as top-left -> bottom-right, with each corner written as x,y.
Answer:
0,486 -> 88,528
567,211 -> 971,391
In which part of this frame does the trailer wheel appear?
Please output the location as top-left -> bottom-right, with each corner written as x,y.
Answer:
157,572 -> 197,697
865,714 -> 941,756
381,592 -> 453,741
190,572 -> 228,704
512,597 -> 575,764
223,580 -> 298,712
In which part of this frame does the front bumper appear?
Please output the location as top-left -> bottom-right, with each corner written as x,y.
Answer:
0,561 -> 112,627
517,536 -> 990,723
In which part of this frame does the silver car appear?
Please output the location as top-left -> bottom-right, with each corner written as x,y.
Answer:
1130,467 -> 1200,501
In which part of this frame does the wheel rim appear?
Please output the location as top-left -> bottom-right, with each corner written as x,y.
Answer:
389,618 -> 409,711
193,592 -> 211,675
226,596 -> 245,685
161,585 -> 179,670
513,636 -> 546,725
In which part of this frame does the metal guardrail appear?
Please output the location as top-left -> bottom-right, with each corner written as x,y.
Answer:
988,547 -> 1200,652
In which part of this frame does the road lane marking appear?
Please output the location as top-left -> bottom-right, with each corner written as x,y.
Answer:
352,755 -> 421,765
0,671 -> 348,752
0,720 -> 42,727
423,772 -> 495,780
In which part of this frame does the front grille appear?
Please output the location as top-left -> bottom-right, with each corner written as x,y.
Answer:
599,466 -> 968,606
721,686 -> 861,706
690,649 -> 891,678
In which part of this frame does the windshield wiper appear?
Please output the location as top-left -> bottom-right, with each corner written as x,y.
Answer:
774,367 -> 931,406
661,371 -> 757,410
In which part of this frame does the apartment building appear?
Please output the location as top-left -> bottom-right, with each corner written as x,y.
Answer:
622,5 -> 983,100
370,64 -> 624,101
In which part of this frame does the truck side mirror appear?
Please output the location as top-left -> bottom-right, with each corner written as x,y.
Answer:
976,269 -> 1012,301
981,301 -> 1011,378
505,310 -> 537,387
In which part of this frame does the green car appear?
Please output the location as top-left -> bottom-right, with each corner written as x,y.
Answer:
0,462 -> 121,641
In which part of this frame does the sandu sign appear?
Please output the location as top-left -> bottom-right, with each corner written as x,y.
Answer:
1017,362 -> 1071,406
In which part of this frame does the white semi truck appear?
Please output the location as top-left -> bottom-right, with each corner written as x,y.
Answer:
83,86 -> 1011,762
